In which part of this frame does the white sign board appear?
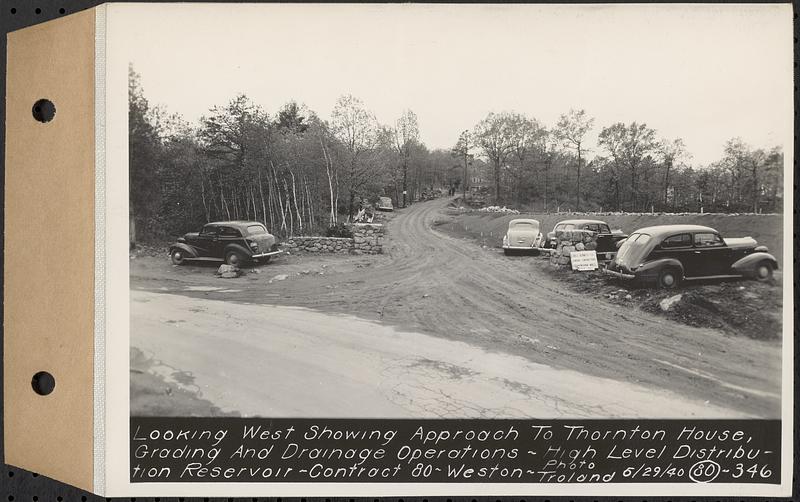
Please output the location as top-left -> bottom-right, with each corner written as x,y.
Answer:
570,250 -> 599,271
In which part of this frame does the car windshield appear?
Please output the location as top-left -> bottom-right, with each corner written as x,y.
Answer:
247,224 -> 268,235
615,233 -> 652,267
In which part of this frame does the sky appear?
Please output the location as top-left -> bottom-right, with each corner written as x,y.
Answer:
112,3 -> 793,166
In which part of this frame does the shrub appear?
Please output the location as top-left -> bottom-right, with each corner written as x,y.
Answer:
325,223 -> 353,238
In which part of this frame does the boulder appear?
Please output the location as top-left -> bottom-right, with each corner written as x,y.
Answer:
216,264 -> 240,278
575,242 -> 585,251
659,294 -> 683,311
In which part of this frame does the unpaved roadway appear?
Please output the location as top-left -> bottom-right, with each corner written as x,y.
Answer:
131,198 -> 782,417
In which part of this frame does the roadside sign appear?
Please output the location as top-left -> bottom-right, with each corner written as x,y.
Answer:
570,250 -> 599,271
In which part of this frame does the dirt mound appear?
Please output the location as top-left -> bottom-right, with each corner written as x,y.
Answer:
537,263 -> 782,341
641,285 -> 783,340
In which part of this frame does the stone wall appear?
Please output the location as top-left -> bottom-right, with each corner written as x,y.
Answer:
283,223 -> 385,255
282,236 -> 352,254
351,223 -> 385,255
549,229 -> 599,268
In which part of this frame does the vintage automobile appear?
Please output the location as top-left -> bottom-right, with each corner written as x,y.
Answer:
603,224 -> 778,288
376,196 -> 394,212
502,218 -> 544,255
169,221 -> 282,266
545,219 -> 627,260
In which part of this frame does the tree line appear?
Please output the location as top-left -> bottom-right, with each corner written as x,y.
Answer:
460,109 -> 783,214
130,67 -> 783,242
130,67 -> 454,241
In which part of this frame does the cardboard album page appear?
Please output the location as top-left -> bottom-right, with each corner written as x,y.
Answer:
4,3 -> 794,497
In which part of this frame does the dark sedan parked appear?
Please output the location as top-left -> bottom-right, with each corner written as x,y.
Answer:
169,221 -> 282,266
603,224 -> 778,288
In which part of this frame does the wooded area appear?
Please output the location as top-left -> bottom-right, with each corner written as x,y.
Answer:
130,67 -> 784,242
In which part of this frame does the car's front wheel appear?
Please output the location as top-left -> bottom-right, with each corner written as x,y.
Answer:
170,249 -> 186,265
657,267 -> 681,289
754,260 -> 774,281
225,249 -> 246,267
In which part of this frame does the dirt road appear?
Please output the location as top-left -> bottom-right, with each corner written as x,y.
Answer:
132,290 -> 741,417
131,198 -> 781,417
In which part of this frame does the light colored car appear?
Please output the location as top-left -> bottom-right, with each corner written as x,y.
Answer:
502,218 -> 544,255
376,196 -> 394,211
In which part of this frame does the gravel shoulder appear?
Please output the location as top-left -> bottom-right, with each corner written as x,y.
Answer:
131,197 -> 782,417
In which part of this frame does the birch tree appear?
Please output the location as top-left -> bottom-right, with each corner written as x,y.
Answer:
554,109 -> 594,211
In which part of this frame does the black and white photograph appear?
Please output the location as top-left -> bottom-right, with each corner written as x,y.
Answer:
125,3 -> 790,423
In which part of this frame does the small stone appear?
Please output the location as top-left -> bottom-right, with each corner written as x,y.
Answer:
271,274 -> 289,281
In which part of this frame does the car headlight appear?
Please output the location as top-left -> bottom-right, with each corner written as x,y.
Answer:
247,240 -> 258,250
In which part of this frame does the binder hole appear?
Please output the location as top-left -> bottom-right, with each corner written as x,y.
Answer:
34,7 -> 41,14
31,371 -> 55,395
10,8 -> 16,14
59,7 -> 65,13
32,99 -> 55,123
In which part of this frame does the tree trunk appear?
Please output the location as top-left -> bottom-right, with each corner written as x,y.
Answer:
319,136 -> 337,226
663,158 -> 671,209
493,158 -> 501,203
290,170 -> 302,233
402,158 -> 408,207
257,167 -> 269,228
575,145 -> 581,211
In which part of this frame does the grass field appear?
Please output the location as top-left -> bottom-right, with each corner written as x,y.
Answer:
438,209 -> 785,266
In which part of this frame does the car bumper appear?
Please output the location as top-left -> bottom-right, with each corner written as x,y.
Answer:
503,244 -> 537,250
251,249 -> 284,259
601,267 -> 636,280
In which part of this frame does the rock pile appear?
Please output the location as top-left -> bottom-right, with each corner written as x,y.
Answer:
548,229 -> 599,268
478,205 -> 520,214
283,224 -> 385,255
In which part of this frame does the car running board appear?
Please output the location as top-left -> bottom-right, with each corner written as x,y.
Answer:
683,274 -> 744,281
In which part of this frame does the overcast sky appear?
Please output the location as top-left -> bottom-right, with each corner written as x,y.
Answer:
113,3 -> 792,166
